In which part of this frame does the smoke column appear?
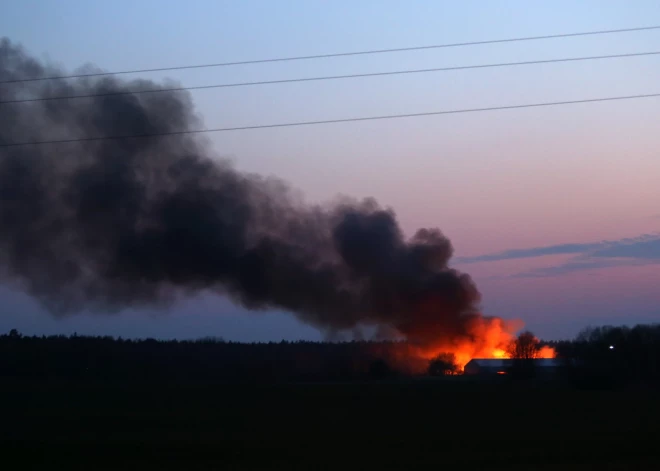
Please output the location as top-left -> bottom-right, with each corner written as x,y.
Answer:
0,38 -> 489,346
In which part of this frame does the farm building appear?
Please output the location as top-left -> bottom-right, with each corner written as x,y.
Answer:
464,358 -> 563,377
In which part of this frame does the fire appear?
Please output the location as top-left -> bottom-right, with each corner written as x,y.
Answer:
413,316 -> 556,372
415,316 -> 517,371
492,348 -> 509,359
536,345 -> 555,359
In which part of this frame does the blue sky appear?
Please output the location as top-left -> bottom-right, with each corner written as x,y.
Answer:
2,1 -> 659,340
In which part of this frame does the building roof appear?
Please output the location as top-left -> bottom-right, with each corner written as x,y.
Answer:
466,358 -> 562,368
467,359 -> 511,368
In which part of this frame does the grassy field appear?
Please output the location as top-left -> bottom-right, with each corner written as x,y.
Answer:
1,378 -> 658,470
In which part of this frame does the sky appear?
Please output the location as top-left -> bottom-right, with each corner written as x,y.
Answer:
1,0 -> 659,340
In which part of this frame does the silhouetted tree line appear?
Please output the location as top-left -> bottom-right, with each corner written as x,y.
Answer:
548,324 -> 660,388
2,324 -> 658,385
0,329 -> 428,383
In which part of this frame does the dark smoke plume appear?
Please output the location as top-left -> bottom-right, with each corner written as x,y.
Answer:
0,38 -> 481,344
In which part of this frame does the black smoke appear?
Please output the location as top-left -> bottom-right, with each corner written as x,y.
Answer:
0,38 -> 481,344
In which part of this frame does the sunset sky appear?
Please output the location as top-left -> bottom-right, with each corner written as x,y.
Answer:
2,0 -> 659,340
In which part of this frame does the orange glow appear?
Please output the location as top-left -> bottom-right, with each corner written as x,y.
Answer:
410,316 -> 556,372
414,315 -> 518,371
492,348 -> 509,359
536,345 -> 556,359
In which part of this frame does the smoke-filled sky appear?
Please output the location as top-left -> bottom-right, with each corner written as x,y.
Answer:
1,0 -> 659,340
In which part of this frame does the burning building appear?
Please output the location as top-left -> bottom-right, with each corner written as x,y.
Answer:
464,358 -> 563,377
0,38 -> 552,369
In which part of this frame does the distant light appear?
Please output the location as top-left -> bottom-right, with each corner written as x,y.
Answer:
609,345 -> 614,350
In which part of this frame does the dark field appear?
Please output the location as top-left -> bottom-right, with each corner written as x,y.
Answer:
1,379 -> 658,470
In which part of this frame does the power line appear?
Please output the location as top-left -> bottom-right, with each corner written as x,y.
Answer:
2,93 -> 658,148
3,51 -> 658,105
2,25 -> 659,85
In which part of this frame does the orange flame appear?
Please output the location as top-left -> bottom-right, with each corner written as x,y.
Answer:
492,348 -> 509,359
413,316 -> 555,372
536,345 -> 556,359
